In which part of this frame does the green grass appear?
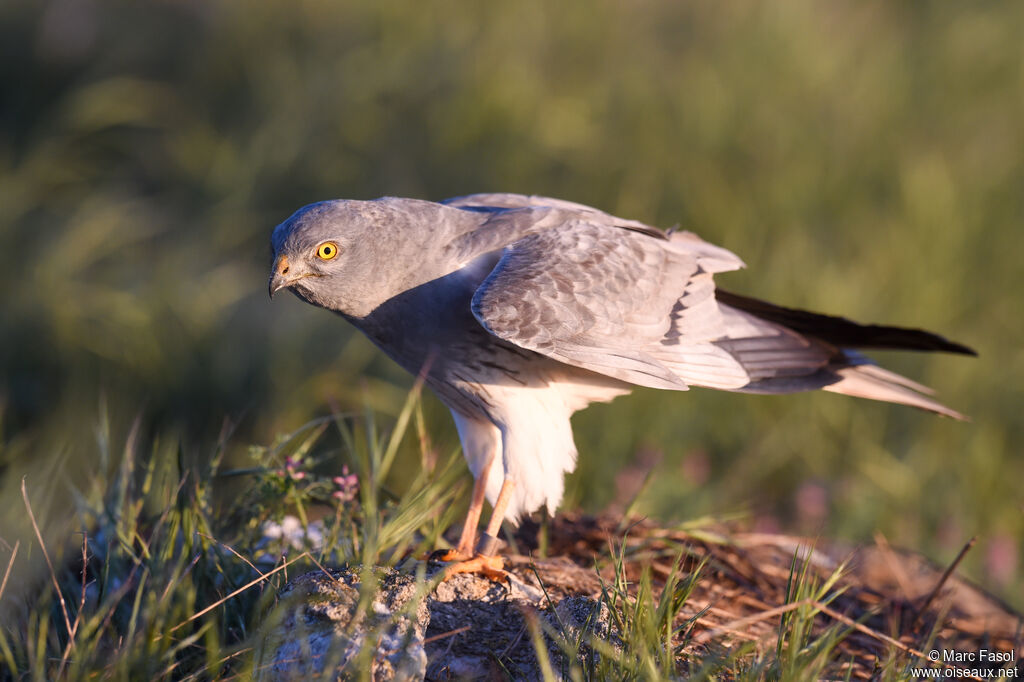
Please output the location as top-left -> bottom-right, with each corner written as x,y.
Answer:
0,393 -> 465,680
0,397 -> 967,680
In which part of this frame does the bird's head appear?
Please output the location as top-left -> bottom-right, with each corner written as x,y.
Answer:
268,197 -> 477,319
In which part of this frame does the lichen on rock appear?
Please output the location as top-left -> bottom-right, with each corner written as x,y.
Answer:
259,567 -> 429,681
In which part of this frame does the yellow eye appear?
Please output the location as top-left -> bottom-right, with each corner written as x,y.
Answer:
316,242 -> 339,260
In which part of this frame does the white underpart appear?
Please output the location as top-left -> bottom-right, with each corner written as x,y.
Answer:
451,372 -> 629,522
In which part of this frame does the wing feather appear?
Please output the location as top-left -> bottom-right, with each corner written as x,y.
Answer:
445,194 -> 965,418
454,195 -> 823,392
470,220 -> 699,390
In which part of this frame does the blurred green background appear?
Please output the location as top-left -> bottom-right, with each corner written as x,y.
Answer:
1,1 -> 1021,605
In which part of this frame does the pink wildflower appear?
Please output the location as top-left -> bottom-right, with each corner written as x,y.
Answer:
332,465 -> 359,502
283,456 -> 307,481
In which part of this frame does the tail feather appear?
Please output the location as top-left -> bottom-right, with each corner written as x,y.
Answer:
821,363 -> 967,420
841,358 -> 936,395
707,294 -> 973,419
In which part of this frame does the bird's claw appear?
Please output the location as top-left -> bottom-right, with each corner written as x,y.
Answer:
441,554 -> 508,583
427,548 -> 472,563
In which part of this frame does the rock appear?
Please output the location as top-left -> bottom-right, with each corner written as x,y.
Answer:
260,562 -> 622,681
259,566 -> 429,681
256,516 -> 1024,681
424,571 -> 545,681
544,596 -> 623,673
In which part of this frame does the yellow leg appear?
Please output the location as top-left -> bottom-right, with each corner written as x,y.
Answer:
447,455 -> 494,560
483,478 -> 515,542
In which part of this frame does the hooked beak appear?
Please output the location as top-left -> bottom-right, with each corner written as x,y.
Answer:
268,254 -> 294,299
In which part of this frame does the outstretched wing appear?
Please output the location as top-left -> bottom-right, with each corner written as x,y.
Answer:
446,194 -> 968,417
449,194 -> 824,391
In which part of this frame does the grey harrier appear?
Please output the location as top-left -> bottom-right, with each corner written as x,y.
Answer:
269,193 -> 973,576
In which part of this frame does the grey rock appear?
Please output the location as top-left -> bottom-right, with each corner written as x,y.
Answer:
260,564 -> 620,681
424,572 -> 543,681
259,567 -> 429,681
544,596 -> 623,674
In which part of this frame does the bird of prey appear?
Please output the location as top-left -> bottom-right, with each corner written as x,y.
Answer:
268,193 -> 973,576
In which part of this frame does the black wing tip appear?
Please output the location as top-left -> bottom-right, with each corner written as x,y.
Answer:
933,338 -> 978,357
850,327 -> 978,356
716,289 -> 978,357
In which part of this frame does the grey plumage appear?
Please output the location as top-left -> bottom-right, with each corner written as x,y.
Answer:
269,193 -> 974,520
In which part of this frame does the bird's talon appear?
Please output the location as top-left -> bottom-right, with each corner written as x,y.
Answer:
428,548 -> 473,563
441,554 -> 508,582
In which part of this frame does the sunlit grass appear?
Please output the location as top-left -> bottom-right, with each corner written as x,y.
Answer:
0,392 -> 459,679
1,400 -> 954,680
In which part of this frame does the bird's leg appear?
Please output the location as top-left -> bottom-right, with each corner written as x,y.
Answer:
455,469 -> 490,556
444,477 -> 514,581
437,457 -> 493,561
477,477 -> 515,556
